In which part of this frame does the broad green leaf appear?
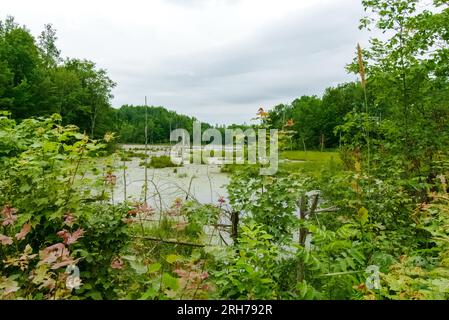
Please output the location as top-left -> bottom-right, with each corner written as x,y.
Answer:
165,254 -> 181,264
162,273 -> 179,290
148,263 -> 162,273
358,207 -> 369,225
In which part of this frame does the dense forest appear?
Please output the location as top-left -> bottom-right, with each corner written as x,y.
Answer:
112,105 -> 201,144
267,83 -> 366,149
1,0 -> 449,301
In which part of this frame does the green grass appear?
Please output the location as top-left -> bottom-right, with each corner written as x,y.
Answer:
279,150 -> 342,175
280,150 -> 339,162
119,150 -> 148,161
219,150 -> 342,175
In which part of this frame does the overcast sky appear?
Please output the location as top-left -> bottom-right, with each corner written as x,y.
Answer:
3,0 -> 370,124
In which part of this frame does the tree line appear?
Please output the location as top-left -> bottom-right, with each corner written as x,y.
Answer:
266,82 -> 368,150
0,17 -> 115,137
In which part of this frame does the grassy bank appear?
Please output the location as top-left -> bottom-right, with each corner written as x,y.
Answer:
279,150 -> 342,174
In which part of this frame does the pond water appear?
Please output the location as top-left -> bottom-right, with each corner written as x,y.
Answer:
113,145 -> 230,211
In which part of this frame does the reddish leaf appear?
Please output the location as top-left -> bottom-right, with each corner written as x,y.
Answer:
39,243 -> 68,264
128,202 -> 154,217
63,213 -> 75,227
15,223 -> 32,240
1,205 -> 18,227
52,259 -> 78,270
38,243 -> 77,270
67,228 -> 84,245
57,228 -> 84,245
57,230 -> 70,244
0,234 -> 13,245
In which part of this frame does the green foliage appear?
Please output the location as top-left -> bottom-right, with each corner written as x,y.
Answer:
140,155 -> 180,169
0,114 -> 131,299
279,150 -> 342,175
112,105 -> 210,144
267,83 -> 366,150
181,201 -> 221,227
74,203 -> 131,299
213,223 -> 285,300
120,150 -> 147,161
0,16 -> 116,139
1,0 -> 449,301
228,166 -> 311,243
374,188 -> 449,300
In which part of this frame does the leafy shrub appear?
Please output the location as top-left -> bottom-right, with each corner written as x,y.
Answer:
228,165 -> 312,243
0,113 -> 132,300
212,223 -> 284,299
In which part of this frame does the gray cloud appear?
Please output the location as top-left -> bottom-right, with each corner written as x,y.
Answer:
4,0 -> 369,124
111,1 -> 367,123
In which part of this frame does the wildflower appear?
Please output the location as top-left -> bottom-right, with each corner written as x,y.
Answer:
218,196 -> 226,205
167,199 -> 183,217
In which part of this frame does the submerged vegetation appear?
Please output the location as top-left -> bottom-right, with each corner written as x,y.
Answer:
1,0 -> 449,301
140,155 -> 180,169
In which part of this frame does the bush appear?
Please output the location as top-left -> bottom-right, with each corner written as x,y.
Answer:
0,114 -> 132,300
